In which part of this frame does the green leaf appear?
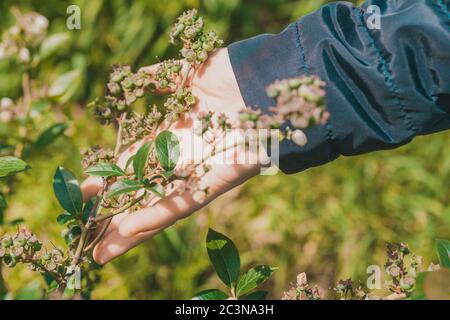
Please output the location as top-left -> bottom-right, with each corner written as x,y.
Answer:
206,228 -> 240,288
145,182 -> 165,198
34,123 -> 68,148
125,155 -> 135,170
9,218 -> 25,225
39,33 -> 71,60
107,180 -> 143,198
56,212 -> 75,225
155,131 -> 179,171
64,225 -> 81,245
48,69 -> 82,103
82,197 -> 99,223
236,265 -> 277,297
192,289 -> 228,300
241,290 -> 268,300
52,167 -> 83,216
0,156 -> 30,177
85,163 -> 125,177
436,239 -> 450,269
133,142 -> 151,182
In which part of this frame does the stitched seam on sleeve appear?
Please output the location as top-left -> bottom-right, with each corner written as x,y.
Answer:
437,0 -> 450,19
353,6 -> 418,134
296,20 -> 336,142
295,21 -> 309,73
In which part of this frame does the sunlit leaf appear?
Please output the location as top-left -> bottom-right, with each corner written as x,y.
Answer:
52,167 -> 83,215
436,239 -> 450,269
0,156 -> 30,177
85,163 -> 125,177
133,142 -> 151,182
34,123 -> 68,148
40,33 -> 71,60
192,289 -> 228,300
107,180 -> 143,198
206,228 -> 240,287
236,265 -> 277,297
155,131 -> 179,171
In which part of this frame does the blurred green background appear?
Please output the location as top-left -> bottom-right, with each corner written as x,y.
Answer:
1,0 -> 449,299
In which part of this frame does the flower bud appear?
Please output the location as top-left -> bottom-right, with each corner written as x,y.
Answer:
0,97 -> 14,109
290,130 -> 308,147
42,252 -> 51,261
135,88 -> 145,98
159,79 -> 169,89
45,261 -> 57,271
109,83 -> 122,96
202,42 -> 214,52
399,275 -> 415,292
111,73 -> 124,83
192,190 -> 207,203
10,245 -> 24,257
387,265 -> 401,277
197,50 -> 208,62
172,23 -> 185,38
266,88 -> 280,99
18,48 -> 31,63
1,236 -> 13,248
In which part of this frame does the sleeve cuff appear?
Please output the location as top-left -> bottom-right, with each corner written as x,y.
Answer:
228,23 -> 338,174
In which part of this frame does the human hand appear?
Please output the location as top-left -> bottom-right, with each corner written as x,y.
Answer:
81,48 -> 266,264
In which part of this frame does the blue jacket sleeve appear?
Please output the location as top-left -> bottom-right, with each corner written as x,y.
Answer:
228,0 -> 450,174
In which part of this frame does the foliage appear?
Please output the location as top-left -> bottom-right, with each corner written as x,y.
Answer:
0,0 -> 448,300
192,228 -> 276,300
283,240 -> 449,300
0,7 -> 326,298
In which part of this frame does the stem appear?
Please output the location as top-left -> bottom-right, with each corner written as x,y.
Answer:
83,218 -> 112,253
71,225 -> 90,266
180,64 -> 193,88
114,113 -> 126,157
94,194 -> 146,223
70,184 -> 104,266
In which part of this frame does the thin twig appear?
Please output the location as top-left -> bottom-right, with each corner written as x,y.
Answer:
83,218 -> 112,253
94,194 -> 146,223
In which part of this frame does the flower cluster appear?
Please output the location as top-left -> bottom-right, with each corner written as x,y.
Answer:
0,8 -> 48,63
92,65 -> 153,124
164,88 -> 196,122
120,108 -> 162,145
155,59 -> 183,90
334,278 -> 369,300
173,163 -> 210,203
282,272 -> 322,300
80,146 -> 115,170
0,227 -> 68,278
170,9 -> 223,65
266,76 -> 328,127
236,76 -> 329,147
384,243 -> 422,294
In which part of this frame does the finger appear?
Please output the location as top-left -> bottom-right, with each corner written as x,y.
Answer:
118,190 -> 201,238
93,227 -> 164,264
80,176 -> 103,202
117,164 -> 242,238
